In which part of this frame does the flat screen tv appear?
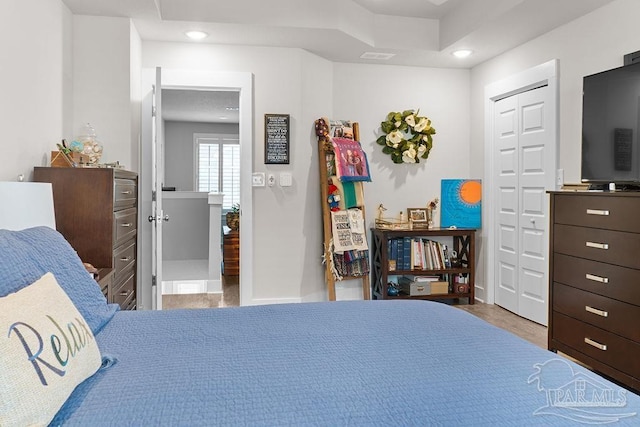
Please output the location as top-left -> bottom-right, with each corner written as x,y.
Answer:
581,61 -> 640,187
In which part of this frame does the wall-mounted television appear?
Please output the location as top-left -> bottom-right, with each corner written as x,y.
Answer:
581,61 -> 640,188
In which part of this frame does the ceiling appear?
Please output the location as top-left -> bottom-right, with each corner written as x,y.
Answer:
61,0 -> 615,123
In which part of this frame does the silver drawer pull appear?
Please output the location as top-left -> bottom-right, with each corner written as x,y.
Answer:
121,190 -> 133,195
585,273 -> 609,284
584,337 -> 607,351
586,241 -> 608,250
119,290 -> 129,296
119,256 -> 132,262
586,209 -> 609,216
585,306 -> 608,318
120,223 -> 132,227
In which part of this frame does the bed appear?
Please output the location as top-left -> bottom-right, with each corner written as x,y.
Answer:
2,226 -> 640,426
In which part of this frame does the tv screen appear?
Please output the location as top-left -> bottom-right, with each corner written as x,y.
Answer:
581,61 -> 640,185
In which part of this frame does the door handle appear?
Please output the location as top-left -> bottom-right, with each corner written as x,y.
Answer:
148,214 -> 170,222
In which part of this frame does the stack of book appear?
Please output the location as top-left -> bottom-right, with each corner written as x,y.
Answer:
387,237 -> 451,271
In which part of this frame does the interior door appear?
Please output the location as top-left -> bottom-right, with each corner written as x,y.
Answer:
494,85 -> 553,325
494,95 -> 519,314
151,67 -> 164,310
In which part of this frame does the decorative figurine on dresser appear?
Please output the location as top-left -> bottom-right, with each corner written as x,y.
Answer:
34,167 -> 138,310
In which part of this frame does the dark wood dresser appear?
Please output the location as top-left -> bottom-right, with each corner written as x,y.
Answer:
549,191 -> 640,392
223,230 -> 239,276
34,167 -> 138,310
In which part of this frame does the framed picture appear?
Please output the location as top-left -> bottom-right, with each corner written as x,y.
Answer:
407,208 -> 428,223
264,113 -> 290,164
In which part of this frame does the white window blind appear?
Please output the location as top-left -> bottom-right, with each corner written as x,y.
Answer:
195,134 -> 240,209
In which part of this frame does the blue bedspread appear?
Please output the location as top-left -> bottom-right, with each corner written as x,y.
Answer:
51,300 -> 640,426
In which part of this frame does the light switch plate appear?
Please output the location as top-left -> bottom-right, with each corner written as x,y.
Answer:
252,172 -> 265,187
279,172 -> 293,187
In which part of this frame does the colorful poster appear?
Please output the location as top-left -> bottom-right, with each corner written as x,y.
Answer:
330,137 -> 371,182
440,179 -> 482,229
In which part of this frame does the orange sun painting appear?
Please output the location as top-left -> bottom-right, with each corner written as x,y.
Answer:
441,179 -> 482,228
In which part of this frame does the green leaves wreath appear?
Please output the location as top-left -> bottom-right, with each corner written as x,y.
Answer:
376,110 -> 436,164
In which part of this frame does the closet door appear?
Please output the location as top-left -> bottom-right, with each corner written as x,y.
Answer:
494,85 -> 553,325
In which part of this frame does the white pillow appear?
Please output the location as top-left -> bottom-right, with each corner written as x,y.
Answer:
0,272 -> 102,427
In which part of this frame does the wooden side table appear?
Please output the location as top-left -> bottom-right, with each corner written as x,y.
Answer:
223,230 -> 240,276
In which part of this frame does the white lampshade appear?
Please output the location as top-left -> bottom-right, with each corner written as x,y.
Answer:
0,182 -> 56,230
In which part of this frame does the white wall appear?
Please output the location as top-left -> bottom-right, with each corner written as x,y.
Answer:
73,16 -> 137,171
471,0 -> 640,185
0,0 -> 72,182
164,121 -> 239,191
470,0 -> 638,302
143,42 -> 334,302
332,63 -> 472,297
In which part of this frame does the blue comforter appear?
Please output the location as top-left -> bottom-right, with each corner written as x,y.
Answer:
51,300 -> 640,426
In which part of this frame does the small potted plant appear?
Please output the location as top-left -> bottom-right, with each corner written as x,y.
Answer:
226,203 -> 240,231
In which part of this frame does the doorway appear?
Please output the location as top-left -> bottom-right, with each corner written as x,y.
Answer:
160,89 -> 240,309
138,68 -> 253,311
484,60 -> 558,326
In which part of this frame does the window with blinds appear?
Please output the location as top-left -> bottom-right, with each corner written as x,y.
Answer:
195,134 -> 240,209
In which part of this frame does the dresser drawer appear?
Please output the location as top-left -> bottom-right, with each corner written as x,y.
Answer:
553,253 -> 640,305
113,270 -> 135,309
114,207 -> 137,246
554,194 -> 640,233
553,282 -> 640,342
553,224 -> 640,269
113,240 -> 136,281
552,312 -> 640,379
114,178 -> 137,209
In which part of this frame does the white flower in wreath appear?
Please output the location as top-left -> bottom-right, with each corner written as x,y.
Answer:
405,114 -> 416,127
417,144 -> 427,157
386,129 -> 403,147
414,117 -> 429,132
402,145 -> 417,163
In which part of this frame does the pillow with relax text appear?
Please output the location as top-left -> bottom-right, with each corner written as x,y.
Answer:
0,272 -> 103,427
0,226 -> 118,333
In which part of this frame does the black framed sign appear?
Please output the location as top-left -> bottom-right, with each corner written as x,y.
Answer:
264,113 -> 290,164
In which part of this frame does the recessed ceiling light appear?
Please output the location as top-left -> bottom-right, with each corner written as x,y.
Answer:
185,30 -> 208,40
452,49 -> 473,59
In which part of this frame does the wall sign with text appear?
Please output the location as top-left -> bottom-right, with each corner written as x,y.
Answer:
264,113 -> 290,164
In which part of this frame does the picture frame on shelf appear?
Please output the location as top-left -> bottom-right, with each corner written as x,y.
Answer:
407,208 -> 427,222
407,208 -> 430,229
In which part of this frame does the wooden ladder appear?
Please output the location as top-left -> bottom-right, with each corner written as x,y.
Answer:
316,119 -> 371,301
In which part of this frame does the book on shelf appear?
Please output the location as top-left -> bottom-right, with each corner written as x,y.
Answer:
387,236 -> 453,271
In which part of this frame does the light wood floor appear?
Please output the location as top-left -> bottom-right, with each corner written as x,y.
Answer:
456,302 -> 547,349
162,275 -> 239,309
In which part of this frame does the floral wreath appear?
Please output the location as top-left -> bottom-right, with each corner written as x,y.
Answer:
376,110 -> 436,164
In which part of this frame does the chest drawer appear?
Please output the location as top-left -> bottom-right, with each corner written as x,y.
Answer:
114,207 -> 137,246
553,283 -> 640,342
114,178 -> 137,209
554,194 -> 640,233
553,224 -> 640,269
113,270 -> 135,309
552,312 -> 640,380
113,240 -> 136,280
553,253 -> 640,305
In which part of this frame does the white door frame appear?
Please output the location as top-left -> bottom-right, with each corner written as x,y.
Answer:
483,60 -> 559,305
139,69 -> 254,309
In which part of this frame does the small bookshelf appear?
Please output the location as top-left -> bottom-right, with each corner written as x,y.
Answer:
370,227 -> 475,304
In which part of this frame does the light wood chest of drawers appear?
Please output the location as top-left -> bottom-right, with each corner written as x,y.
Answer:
34,167 -> 138,310
549,191 -> 640,392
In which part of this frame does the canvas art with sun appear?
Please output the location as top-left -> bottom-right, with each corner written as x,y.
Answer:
440,179 -> 482,229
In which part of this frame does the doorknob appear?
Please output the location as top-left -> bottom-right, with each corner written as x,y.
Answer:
148,214 -> 170,222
